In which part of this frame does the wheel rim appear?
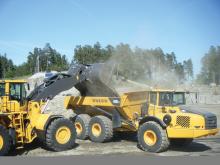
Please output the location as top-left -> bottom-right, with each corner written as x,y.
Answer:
92,123 -> 102,137
75,122 -> 83,135
0,135 -> 3,150
55,126 -> 71,144
143,130 -> 157,146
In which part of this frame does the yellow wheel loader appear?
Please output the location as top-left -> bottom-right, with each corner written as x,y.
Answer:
64,89 -> 218,153
0,63 -> 122,156
0,80 -> 76,156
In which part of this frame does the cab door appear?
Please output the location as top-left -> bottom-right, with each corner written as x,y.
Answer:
148,92 -> 157,116
9,83 -> 27,111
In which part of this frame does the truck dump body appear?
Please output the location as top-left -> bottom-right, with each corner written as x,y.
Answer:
65,91 -> 148,130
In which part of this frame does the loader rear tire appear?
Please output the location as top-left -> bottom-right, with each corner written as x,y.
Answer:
89,116 -> 113,143
0,125 -> 12,156
137,121 -> 170,153
45,118 -> 76,151
75,114 -> 91,140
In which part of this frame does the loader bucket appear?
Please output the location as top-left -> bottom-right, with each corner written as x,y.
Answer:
28,63 -> 118,101
69,63 -> 118,97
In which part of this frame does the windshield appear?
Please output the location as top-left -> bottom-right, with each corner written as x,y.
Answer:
159,92 -> 185,106
0,83 -> 5,96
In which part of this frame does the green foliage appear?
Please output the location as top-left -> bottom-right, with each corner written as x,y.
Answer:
197,46 -> 220,85
0,43 -> 69,78
0,54 -> 16,78
27,43 -> 69,73
74,42 -> 113,64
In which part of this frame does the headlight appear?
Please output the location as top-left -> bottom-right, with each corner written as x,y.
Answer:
181,109 -> 187,113
163,114 -> 172,125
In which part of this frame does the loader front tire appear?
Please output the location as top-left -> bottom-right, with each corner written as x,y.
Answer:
75,114 -> 91,140
46,118 -> 76,151
137,121 -> 170,153
0,125 -> 12,156
89,116 -> 113,143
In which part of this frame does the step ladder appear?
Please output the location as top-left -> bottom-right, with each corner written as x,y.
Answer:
13,113 -> 25,148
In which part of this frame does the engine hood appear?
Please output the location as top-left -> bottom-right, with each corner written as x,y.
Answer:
179,105 -> 216,118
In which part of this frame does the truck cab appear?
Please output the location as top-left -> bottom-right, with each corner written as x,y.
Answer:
147,89 -> 186,115
146,89 -> 218,138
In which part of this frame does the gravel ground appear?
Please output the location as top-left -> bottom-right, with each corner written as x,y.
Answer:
10,104 -> 220,157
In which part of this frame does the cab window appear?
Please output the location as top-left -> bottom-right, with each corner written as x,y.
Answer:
159,92 -> 172,106
0,83 -> 5,96
150,92 -> 157,105
9,83 -> 26,105
173,93 -> 185,105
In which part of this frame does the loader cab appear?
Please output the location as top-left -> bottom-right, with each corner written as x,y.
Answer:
0,80 -> 28,112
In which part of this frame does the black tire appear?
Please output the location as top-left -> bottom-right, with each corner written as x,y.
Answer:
75,114 -> 91,140
45,118 -> 76,151
89,116 -> 113,143
170,138 -> 193,147
137,121 -> 170,153
0,125 -> 12,156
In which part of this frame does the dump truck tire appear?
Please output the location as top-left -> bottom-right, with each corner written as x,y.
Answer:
89,116 -> 113,143
170,138 -> 193,147
75,114 -> 91,140
0,125 -> 12,156
137,121 -> 170,153
45,118 -> 76,151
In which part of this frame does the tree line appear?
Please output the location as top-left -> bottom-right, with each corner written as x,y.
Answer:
1,42 -> 194,84
0,43 -> 69,78
197,45 -> 220,85
74,42 -> 193,84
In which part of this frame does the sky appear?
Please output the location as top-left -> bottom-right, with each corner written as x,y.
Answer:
0,0 -> 220,75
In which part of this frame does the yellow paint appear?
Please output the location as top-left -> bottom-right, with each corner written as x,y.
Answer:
143,130 -> 157,146
0,80 -> 26,83
28,101 -> 51,131
75,122 -> 83,135
55,126 -> 71,144
167,128 -> 218,138
0,135 -> 3,150
92,123 -> 102,137
32,113 -> 51,131
65,91 -> 148,121
65,96 -> 117,107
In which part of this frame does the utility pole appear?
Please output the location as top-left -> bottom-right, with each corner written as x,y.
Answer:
35,55 -> 40,73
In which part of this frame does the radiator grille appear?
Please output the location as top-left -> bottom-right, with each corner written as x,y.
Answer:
205,115 -> 217,129
176,116 -> 190,128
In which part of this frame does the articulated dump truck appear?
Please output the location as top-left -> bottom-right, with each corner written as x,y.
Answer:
0,63 -> 219,155
63,63 -> 218,153
64,88 -> 218,153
